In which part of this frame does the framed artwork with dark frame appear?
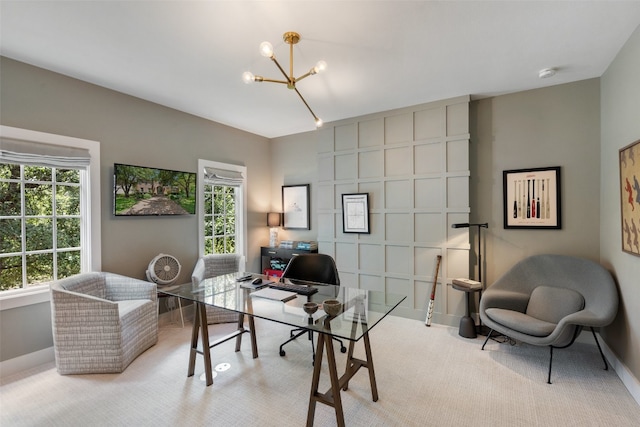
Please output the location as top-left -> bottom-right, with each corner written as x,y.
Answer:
282,184 -> 310,230
503,166 -> 561,229
341,193 -> 370,234
619,139 -> 640,257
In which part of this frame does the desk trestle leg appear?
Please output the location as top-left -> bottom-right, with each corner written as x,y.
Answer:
306,313 -> 378,426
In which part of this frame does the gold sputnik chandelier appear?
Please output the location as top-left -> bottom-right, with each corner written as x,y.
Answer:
242,31 -> 326,127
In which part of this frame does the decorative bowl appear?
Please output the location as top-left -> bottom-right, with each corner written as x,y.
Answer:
322,299 -> 342,316
303,302 -> 319,315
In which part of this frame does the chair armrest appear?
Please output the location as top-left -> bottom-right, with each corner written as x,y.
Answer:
558,309 -> 610,329
51,287 -> 119,322
191,259 -> 205,286
104,273 -> 157,302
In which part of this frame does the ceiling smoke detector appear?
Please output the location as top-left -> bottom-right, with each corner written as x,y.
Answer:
538,68 -> 557,79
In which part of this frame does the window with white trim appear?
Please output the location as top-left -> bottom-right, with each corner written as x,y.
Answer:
0,126 -> 101,294
197,160 -> 246,258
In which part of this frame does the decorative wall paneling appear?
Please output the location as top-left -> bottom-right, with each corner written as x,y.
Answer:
316,96 -> 471,324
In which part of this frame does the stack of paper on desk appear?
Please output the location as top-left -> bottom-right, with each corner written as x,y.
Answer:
250,287 -> 297,302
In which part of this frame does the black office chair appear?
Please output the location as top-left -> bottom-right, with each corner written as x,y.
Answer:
278,254 -> 347,362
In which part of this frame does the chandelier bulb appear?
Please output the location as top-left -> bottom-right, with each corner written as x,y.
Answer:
242,71 -> 255,84
313,60 -> 327,74
259,41 -> 274,58
315,118 -> 323,128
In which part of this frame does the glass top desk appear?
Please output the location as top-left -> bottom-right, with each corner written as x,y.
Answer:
161,272 -> 405,427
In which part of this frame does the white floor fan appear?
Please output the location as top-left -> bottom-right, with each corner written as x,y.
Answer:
146,253 -> 184,328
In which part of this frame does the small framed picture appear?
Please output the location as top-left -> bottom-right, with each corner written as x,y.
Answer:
620,139 -> 640,257
282,184 -> 310,229
503,166 -> 561,229
342,193 -> 370,234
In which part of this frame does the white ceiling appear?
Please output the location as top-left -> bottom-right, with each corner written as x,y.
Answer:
2,1 -> 640,139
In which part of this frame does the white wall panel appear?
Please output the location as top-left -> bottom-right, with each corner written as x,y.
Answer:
385,113 -> 413,144
384,146 -> 412,176
359,244 -> 383,273
358,118 -> 384,148
415,107 -> 444,140
414,142 -> 443,174
317,96 -> 470,324
385,180 -> 411,208
385,213 -> 412,242
358,150 -> 382,178
415,178 -> 443,208
334,153 -> 356,180
335,123 -> 357,151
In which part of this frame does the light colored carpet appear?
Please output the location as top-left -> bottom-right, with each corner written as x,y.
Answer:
1,315 -> 638,426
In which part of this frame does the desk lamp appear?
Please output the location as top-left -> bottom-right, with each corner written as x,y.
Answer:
267,212 -> 282,247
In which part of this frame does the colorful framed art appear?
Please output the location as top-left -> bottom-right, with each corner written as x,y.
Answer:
503,166 -> 561,229
620,139 -> 640,257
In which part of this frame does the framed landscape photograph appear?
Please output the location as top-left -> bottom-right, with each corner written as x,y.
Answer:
620,139 -> 640,257
342,193 -> 370,234
503,166 -> 561,229
282,184 -> 310,229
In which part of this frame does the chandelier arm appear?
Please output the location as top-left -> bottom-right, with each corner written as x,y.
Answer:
293,87 -> 319,122
270,57 -> 293,85
295,70 -> 314,83
259,78 -> 289,85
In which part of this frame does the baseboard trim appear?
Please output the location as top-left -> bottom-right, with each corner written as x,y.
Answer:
0,346 -> 54,379
597,332 -> 640,406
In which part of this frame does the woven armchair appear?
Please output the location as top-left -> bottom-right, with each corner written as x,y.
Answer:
50,272 -> 158,374
191,254 -> 241,324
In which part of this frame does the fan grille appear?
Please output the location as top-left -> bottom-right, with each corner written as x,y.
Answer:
148,254 -> 181,285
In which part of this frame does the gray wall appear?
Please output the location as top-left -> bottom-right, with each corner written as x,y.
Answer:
471,79 -> 601,281
0,57 -> 273,362
600,24 -> 640,381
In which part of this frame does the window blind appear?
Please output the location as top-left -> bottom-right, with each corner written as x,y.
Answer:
203,166 -> 244,185
0,137 -> 91,168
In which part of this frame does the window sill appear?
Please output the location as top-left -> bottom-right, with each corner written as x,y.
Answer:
0,286 -> 50,311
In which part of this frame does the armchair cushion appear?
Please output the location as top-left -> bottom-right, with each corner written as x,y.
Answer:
484,286 -> 585,338
526,286 -> 584,324
485,308 -> 558,337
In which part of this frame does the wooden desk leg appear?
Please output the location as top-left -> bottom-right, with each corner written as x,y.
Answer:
342,311 -> 378,401
248,315 -> 258,358
235,294 -> 258,359
198,304 -> 214,386
234,312 -> 244,352
362,331 -> 378,402
306,331 -> 345,427
187,302 -> 200,378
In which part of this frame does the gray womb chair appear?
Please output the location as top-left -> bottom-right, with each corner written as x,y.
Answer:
191,253 -> 242,324
278,253 -> 347,362
479,254 -> 618,383
50,272 -> 158,374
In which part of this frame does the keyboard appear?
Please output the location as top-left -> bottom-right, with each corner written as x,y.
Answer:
269,282 -> 318,296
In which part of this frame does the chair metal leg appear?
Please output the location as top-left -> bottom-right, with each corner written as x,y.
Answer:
280,326 -> 345,364
590,327 -> 609,371
279,329 -> 309,356
547,346 -> 553,384
481,329 -> 494,350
